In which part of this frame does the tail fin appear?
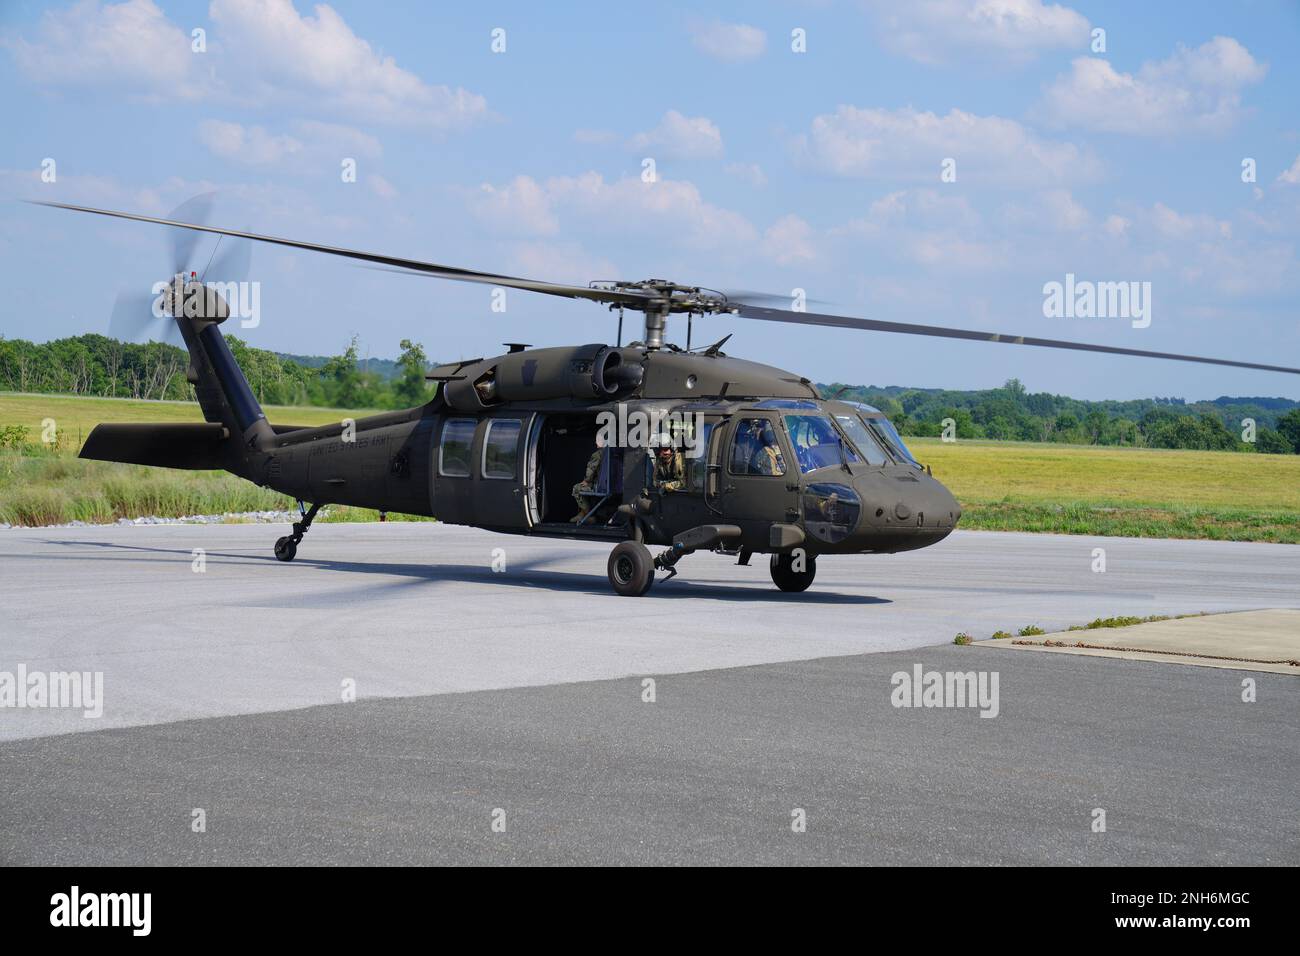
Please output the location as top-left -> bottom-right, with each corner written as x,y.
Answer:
167,277 -> 274,449
79,278 -> 273,471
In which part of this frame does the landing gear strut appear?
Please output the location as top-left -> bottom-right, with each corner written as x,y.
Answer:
274,500 -> 321,562
606,523 -> 743,596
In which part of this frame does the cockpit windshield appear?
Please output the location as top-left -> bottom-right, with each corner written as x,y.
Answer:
866,415 -> 920,467
782,414 -> 861,474
832,414 -> 888,466
842,402 -> 921,467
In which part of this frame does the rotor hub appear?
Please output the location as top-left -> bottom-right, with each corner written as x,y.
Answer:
589,279 -> 735,349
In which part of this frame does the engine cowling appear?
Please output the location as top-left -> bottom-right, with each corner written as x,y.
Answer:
442,344 -> 644,409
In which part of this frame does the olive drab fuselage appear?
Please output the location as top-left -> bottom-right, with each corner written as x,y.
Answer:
235,344 -> 962,556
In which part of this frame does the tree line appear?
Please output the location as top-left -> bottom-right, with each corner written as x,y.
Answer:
3,335 -> 1298,453
0,333 -> 433,410
823,378 -> 1300,454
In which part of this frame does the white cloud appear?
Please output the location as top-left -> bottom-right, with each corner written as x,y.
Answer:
507,241 -> 620,286
1039,36 -> 1266,135
1000,189 -> 1090,232
466,172 -> 775,259
1103,214 -> 1130,237
546,173 -> 756,250
6,0 -> 206,98
209,0 -> 487,129
469,175 -> 560,237
198,120 -> 303,166
832,189 -> 1007,272
795,106 -> 1098,185
629,111 -> 724,160
368,174 -> 398,200
1277,155 -> 1300,185
6,0 -> 489,131
1147,202 -> 1231,241
196,119 -> 381,173
725,163 -> 768,187
866,0 -> 1090,65
762,215 -> 816,265
688,19 -> 767,62
293,120 -> 383,160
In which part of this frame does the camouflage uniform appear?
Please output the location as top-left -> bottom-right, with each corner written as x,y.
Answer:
653,448 -> 685,493
571,449 -> 603,520
752,442 -> 784,476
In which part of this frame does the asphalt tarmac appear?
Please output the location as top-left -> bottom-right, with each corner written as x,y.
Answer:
1,524 -> 1296,864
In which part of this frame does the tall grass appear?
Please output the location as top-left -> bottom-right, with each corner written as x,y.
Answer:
0,448 -> 431,526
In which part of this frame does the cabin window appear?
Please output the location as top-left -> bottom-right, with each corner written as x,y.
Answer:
438,418 -> 476,477
482,419 -> 522,479
728,418 -> 786,476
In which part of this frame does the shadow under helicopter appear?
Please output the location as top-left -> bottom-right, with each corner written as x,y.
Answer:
36,537 -> 892,606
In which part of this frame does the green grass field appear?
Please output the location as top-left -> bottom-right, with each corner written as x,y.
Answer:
2,393 -> 1298,541
0,391 -> 365,437
913,437 -> 1300,542
0,392 -> 419,526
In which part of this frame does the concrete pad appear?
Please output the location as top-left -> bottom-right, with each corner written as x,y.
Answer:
3,523 -> 1299,741
974,609 -> 1300,675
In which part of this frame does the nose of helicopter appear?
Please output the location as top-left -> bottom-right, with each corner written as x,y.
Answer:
850,469 -> 961,552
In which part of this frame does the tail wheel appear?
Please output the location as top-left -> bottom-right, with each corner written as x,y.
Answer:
608,541 -> 655,596
770,551 -> 816,592
274,536 -> 298,562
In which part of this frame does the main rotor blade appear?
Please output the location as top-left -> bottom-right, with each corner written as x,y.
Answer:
28,200 -> 653,307
736,304 -> 1300,376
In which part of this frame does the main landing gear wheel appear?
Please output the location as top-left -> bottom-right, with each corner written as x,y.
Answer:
274,536 -> 297,562
608,541 -> 655,597
770,551 -> 816,592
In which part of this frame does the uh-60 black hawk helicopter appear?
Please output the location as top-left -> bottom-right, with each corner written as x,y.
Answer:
33,200 -> 1300,596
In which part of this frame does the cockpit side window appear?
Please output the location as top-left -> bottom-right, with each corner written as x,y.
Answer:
729,417 -> 786,476
782,414 -> 861,474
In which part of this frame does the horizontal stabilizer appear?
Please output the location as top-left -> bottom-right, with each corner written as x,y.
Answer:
79,423 -> 229,470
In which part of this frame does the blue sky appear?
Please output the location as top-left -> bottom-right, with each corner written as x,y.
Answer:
1,0 -> 1298,400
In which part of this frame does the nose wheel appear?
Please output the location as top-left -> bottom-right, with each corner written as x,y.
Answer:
770,551 -> 816,592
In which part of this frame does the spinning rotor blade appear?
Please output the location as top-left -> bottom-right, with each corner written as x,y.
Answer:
29,200 -> 655,308
107,290 -> 182,346
166,193 -> 215,274
203,234 -> 252,284
735,304 -> 1300,376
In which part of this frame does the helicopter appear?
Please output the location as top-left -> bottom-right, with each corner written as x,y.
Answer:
30,199 -> 1300,596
